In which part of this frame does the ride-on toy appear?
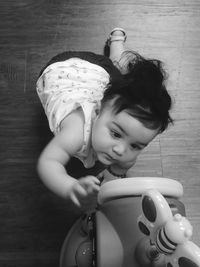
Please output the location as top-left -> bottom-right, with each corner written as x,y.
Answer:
60,177 -> 200,267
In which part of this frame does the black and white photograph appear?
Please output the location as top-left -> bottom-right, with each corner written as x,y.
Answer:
1,1 -> 200,266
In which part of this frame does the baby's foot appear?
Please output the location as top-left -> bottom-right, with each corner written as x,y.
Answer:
108,28 -> 127,69
108,28 -> 127,45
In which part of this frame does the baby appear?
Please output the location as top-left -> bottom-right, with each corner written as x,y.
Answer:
36,28 -> 173,211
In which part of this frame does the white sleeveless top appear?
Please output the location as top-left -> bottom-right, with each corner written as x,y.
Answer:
36,58 -> 110,167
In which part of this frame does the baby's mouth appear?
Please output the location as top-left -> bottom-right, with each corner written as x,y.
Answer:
103,153 -> 116,162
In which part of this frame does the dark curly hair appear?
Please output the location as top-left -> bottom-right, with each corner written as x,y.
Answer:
101,52 -> 173,133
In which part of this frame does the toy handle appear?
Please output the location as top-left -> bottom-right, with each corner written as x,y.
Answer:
137,189 -> 200,267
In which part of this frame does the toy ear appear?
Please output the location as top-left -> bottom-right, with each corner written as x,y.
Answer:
142,195 -> 157,222
138,189 -> 173,241
138,195 -> 157,236
138,221 -> 150,236
142,189 -> 172,227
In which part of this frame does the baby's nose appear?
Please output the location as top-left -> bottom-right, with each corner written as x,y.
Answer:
112,143 -> 126,156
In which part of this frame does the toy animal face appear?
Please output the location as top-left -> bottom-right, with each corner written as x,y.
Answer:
137,189 -> 200,267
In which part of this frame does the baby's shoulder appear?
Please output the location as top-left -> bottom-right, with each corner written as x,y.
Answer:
60,108 -> 85,149
61,107 -> 84,131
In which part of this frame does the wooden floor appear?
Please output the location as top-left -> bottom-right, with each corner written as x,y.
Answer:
1,1 -> 200,266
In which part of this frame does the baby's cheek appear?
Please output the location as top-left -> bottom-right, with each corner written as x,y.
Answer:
100,129 -> 111,144
124,153 -> 139,165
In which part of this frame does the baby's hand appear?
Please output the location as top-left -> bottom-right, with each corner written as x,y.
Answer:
69,176 -> 100,211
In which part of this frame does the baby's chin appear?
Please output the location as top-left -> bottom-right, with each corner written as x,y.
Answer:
96,152 -> 113,166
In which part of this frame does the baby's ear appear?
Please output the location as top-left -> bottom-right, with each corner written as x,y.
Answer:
95,102 -> 107,117
95,108 -> 100,116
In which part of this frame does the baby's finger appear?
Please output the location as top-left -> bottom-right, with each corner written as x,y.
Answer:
90,183 -> 100,193
78,176 -> 100,195
84,182 -> 100,195
75,183 -> 88,197
89,176 -> 101,185
70,194 -> 81,207
81,176 -> 100,186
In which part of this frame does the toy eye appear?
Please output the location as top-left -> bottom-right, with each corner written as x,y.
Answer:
142,195 -> 157,222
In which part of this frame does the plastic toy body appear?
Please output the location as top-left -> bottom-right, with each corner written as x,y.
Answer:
137,189 -> 200,267
60,177 -> 200,267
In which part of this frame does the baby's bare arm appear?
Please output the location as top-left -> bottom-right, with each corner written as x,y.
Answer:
37,111 -> 84,198
37,109 -> 100,209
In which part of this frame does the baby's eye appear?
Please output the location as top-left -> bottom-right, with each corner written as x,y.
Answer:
110,129 -> 121,138
131,144 -> 141,150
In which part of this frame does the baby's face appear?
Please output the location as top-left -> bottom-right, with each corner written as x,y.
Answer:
91,103 -> 159,168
